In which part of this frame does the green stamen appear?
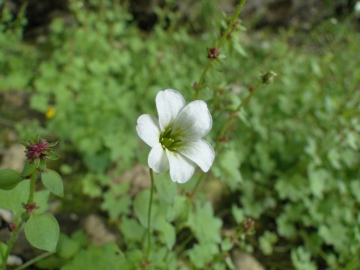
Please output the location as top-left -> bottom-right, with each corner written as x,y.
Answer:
160,128 -> 183,151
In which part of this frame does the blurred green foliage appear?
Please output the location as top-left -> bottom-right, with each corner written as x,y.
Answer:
1,0 -> 360,269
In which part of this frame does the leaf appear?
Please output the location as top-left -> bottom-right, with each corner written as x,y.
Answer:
259,231 -> 278,255
155,173 -> 177,205
101,191 -> 131,220
60,243 -> 122,270
47,151 -> 60,160
34,190 -> 51,214
41,169 -> 64,197
231,205 -> 245,224
188,242 -> 218,268
166,195 -> 189,222
0,169 -> 23,190
218,150 -> 242,190
188,201 -> 222,244
133,190 -> 151,228
57,233 -> 81,259
25,214 -> 60,252
20,161 -> 36,178
0,181 -> 30,220
308,168 -> 329,199
0,242 -> 7,264
221,238 -> 233,252
119,217 -> 145,242
160,222 -> 175,250
291,246 -> 317,270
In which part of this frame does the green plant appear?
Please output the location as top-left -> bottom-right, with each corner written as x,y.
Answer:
0,136 -> 62,269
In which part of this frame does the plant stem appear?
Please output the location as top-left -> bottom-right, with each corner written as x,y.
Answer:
0,214 -> 28,270
146,168 -> 155,261
189,174 -> 204,198
14,252 -> 52,270
194,0 -> 247,99
27,172 -> 36,204
217,0 -> 247,49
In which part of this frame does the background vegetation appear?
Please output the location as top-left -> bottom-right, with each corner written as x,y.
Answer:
0,0 -> 359,269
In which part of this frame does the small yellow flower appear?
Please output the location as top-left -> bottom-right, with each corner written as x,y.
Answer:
45,107 -> 56,119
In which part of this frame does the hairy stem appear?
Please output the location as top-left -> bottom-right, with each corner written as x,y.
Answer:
194,0 -> 247,99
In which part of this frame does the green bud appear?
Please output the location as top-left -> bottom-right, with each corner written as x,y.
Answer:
261,71 -> 277,84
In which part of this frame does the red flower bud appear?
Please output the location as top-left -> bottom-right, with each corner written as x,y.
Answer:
207,47 -> 221,59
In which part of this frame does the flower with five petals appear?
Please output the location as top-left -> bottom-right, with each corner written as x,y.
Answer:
136,89 -> 215,183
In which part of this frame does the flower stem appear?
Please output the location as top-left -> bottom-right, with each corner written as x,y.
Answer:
189,174 -> 204,198
27,171 -> 36,204
146,168 -> 155,261
217,0 -> 247,49
194,0 -> 247,99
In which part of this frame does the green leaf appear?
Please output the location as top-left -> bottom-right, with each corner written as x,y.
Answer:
20,161 -> 36,178
47,151 -> 60,160
47,141 -> 58,147
231,205 -> 245,224
119,217 -> 145,242
38,159 -> 47,172
41,169 -> 64,197
161,222 -> 176,250
308,168 -> 329,199
0,242 -> 7,264
155,173 -> 177,205
34,158 -> 40,168
57,233 -> 81,259
61,243 -> 122,270
0,169 -> 23,190
188,242 -> 218,268
225,255 -> 235,269
34,190 -> 51,214
188,201 -> 222,244
101,191 -> 131,220
0,180 -> 29,220
25,214 -> 60,252
218,150 -> 242,190
259,231 -> 278,255
134,189 -> 151,228
221,238 -> 233,252
291,246 -> 317,270
166,195 -> 189,222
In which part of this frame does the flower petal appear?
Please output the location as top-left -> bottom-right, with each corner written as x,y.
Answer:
172,100 -> 212,141
166,149 -> 196,183
156,89 -> 186,131
136,114 -> 161,147
177,139 -> 215,172
148,143 -> 169,173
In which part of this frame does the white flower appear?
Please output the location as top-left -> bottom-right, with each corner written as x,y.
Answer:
136,89 -> 215,183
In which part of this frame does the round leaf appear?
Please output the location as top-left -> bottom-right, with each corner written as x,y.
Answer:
25,214 -> 60,253
0,169 -> 23,190
41,169 -> 64,197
